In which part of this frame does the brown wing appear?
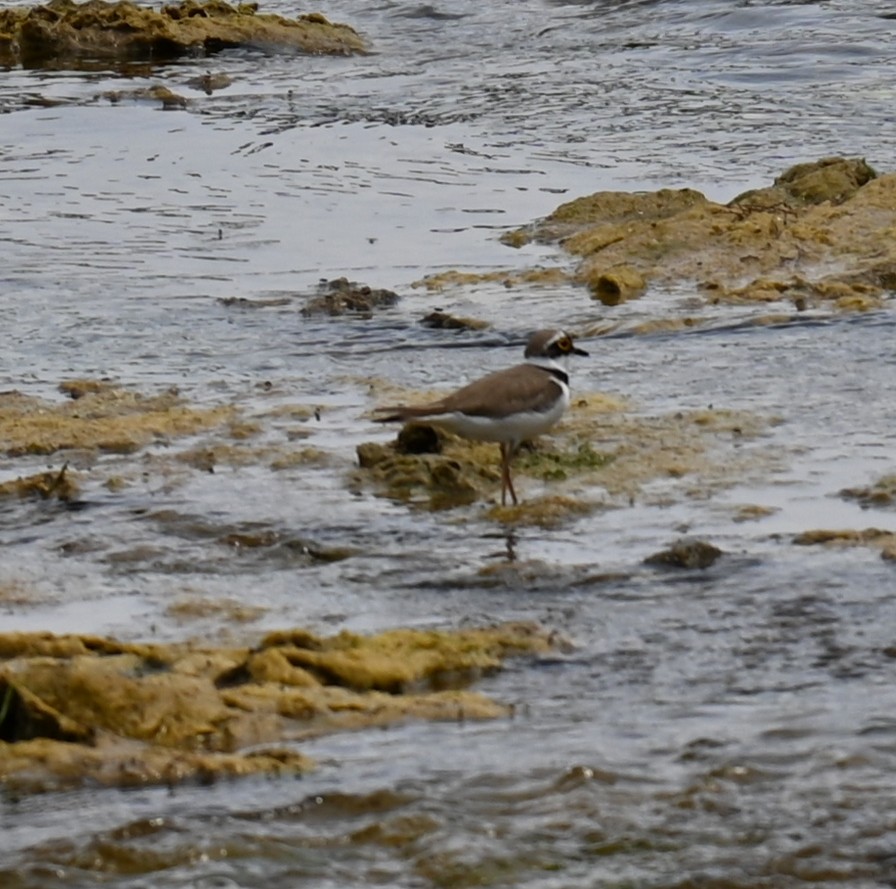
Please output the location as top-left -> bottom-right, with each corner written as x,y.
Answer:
434,364 -> 561,418
373,364 -> 561,422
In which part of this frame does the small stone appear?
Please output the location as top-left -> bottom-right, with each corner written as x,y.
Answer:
644,538 -> 723,570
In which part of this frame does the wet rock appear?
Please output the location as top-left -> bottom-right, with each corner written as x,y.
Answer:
149,84 -> 187,108
0,0 -> 366,68
0,465 -> 80,502
414,266 -> 570,293
301,277 -> 400,317
505,158 -> 896,316
514,440 -> 613,482
175,439 -> 332,473
0,623 -> 553,793
221,529 -> 280,548
101,84 -> 190,107
166,595 -> 266,624
521,187 -> 708,246
0,383 -> 234,457
793,528 -> 887,546
217,295 -> 291,308
585,264 -> 646,305
731,156 -> 877,208
258,622 -> 551,693
793,528 -> 896,560
645,539 -> 724,570
357,440 -> 396,470
58,378 -> 115,400
486,495 -> 596,529
840,475 -> 896,509
420,310 -> 489,331
733,504 -> 779,523
473,558 -> 628,591
359,393 -> 775,514
358,429 -> 604,512
396,423 -> 442,455
356,438 -> 485,509
184,70 -> 232,93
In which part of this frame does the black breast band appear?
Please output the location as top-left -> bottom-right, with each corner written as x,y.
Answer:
546,367 -> 569,386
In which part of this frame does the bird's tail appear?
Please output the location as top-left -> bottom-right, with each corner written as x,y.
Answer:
372,404 -> 441,424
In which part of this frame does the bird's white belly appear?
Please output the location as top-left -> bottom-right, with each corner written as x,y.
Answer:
426,390 -> 569,444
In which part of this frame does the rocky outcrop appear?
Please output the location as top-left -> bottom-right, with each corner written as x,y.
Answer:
0,623 -> 552,792
0,0 -> 366,66
505,157 -> 894,312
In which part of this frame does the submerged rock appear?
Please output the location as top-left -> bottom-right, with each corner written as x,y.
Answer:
420,309 -> 490,331
0,0 -> 366,67
840,474 -> 896,510
302,277 -> 400,317
645,539 -> 724,570
0,383 -> 234,457
793,527 -> 896,561
0,623 -> 554,793
0,465 -> 79,502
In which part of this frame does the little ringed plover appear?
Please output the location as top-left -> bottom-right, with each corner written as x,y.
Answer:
373,328 -> 588,505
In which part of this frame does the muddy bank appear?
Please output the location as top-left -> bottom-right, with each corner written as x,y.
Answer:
500,157 -> 894,316
0,0 -> 365,67
0,623 -> 553,793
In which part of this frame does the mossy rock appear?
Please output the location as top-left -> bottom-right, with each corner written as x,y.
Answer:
0,623 -> 555,793
0,0 -> 366,67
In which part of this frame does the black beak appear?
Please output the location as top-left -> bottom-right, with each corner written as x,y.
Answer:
573,345 -> 589,357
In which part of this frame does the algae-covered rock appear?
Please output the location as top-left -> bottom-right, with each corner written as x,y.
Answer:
412,267 -> 571,293
0,0 -> 366,68
0,465 -> 80,502
258,622 -> 550,693
504,158 -> 895,317
526,187 -> 709,245
793,527 -> 896,560
420,310 -> 490,331
301,278 -> 399,317
0,623 -> 554,793
356,435 -> 491,509
840,474 -> 896,510
584,264 -> 647,305
732,156 -> 877,208
486,494 -> 596,529
358,392 -> 775,518
644,539 -> 723,569
0,383 -> 234,457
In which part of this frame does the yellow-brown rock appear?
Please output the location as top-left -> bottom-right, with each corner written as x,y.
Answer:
506,158 -> 895,314
584,264 -> 647,305
731,156 -> 877,208
0,623 -> 554,793
0,0 -> 365,67
793,527 -> 896,560
0,465 -> 80,501
0,383 -> 234,457
358,392 -> 774,515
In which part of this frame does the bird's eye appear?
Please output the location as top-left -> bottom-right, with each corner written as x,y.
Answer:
558,337 -> 572,352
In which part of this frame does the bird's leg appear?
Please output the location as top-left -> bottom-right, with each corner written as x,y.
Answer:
500,442 -> 518,506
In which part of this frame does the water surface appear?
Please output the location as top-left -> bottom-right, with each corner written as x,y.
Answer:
2,1 -> 896,886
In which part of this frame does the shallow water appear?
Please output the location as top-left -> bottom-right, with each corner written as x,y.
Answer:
3,0 -> 896,886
